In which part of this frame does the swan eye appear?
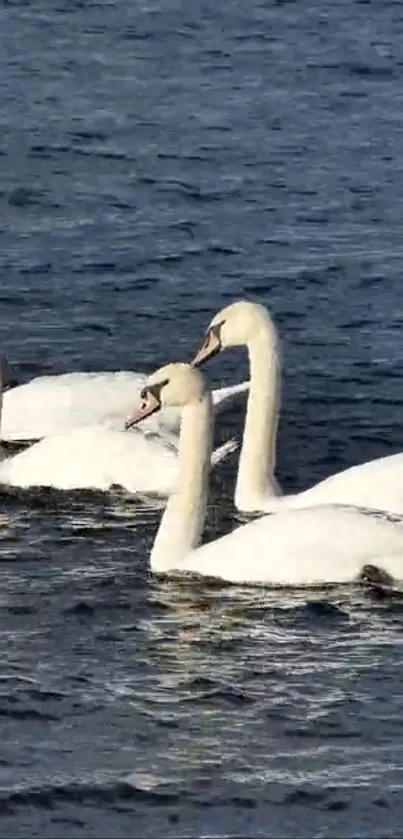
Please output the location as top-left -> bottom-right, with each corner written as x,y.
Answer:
140,388 -> 148,400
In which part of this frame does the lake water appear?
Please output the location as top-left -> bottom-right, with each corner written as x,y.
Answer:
1,0 -> 403,836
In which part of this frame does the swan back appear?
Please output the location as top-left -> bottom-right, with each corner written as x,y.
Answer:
183,505 -> 403,586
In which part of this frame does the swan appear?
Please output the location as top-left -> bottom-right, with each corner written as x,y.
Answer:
1,367 -> 249,442
0,363 -> 238,494
191,300 -> 403,517
125,362 -> 403,586
0,353 -> 13,462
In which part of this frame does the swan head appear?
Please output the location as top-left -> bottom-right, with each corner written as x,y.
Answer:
191,300 -> 274,367
125,363 -> 207,429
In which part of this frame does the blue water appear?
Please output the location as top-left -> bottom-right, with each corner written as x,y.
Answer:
1,0 -> 403,836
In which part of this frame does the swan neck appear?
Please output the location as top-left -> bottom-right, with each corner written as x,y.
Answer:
235,323 -> 280,510
150,393 -> 213,572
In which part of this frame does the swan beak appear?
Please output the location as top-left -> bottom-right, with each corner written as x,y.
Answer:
125,391 -> 160,429
191,326 -> 222,368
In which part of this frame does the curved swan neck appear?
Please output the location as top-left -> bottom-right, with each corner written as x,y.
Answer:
150,393 -> 213,572
235,317 -> 280,512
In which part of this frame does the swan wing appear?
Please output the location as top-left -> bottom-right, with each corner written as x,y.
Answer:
210,380 -> 249,414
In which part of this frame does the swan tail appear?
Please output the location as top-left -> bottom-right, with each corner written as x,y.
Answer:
211,437 -> 239,467
211,381 -> 250,415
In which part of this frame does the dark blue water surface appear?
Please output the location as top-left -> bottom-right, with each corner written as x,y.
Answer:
1,0 -> 403,836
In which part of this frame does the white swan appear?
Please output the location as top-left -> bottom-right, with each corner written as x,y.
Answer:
191,300 -> 403,517
0,354 -> 12,462
125,362 -> 403,586
1,368 -> 249,442
0,366 -> 239,494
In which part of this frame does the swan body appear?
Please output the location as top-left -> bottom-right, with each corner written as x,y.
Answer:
192,300 -> 403,517
183,505 -> 403,586
128,362 -> 403,587
252,452 -> 403,516
0,354 -> 12,462
0,424 -> 236,493
1,370 -> 249,441
0,364 -> 241,493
